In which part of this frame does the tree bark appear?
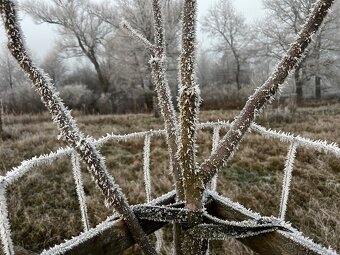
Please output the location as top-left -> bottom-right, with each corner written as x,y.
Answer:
236,59 -> 241,91
314,37 -> 322,100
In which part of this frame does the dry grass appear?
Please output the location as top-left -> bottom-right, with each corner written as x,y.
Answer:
0,106 -> 339,254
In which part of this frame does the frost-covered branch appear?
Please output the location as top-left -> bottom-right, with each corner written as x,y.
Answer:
199,0 -> 335,185
177,0 -> 206,254
0,1 -> 155,254
120,19 -> 156,51
178,0 -> 202,211
150,0 -> 184,201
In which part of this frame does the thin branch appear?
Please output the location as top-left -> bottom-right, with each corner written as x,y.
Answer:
0,1 -> 156,254
150,0 -> 184,201
199,0 -> 335,184
120,19 -> 156,51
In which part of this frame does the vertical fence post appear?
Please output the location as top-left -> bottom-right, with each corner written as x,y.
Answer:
210,125 -> 221,192
142,134 -> 163,252
0,183 -> 14,255
71,152 -> 90,232
143,134 -> 152,202
279,142 -> 297,220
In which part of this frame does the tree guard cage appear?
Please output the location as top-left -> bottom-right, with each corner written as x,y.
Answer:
0,0 -> 338,254
0,122 -> 339,255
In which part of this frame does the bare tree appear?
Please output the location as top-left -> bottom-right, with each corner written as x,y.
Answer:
101,0 -> 182,115
202,0 -> 252,91
260,0 -> 340,102
22,0 -> 112,93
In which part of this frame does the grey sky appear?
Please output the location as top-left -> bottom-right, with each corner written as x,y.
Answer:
1,0 -> 265,60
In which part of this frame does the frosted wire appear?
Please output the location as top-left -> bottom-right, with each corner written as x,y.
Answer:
0,186 -> 14,255
71,153 -> 90,231
210,125 -> 221,191
142,134 -> 163,252
279,142 -> 297,220
6,121 -> 340,187
143,135 -> 152,202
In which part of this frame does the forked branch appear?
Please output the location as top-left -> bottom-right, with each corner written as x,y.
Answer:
199,0 -> 335,184
0,1 -> 156,254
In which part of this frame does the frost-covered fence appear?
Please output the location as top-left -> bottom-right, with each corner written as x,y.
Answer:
0,0 -> 338,254
0,122 -> 339,254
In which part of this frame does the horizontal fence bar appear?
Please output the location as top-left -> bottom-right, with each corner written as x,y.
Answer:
3,122 -> 339,185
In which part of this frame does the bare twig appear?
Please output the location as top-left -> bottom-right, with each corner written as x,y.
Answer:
0,1 -> 156,254
150,0 -> 184,200
199,0 -> 335,184
120,19 -> 156,51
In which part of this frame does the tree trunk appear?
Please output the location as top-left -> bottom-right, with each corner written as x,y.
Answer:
236,59 -> 241,91
92,59 -> 110,93
295,66 -> 303,106
314,37 -> 322,100
0,98 -> 3,136
315,75 -> 321,99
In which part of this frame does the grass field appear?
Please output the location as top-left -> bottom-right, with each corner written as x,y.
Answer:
0,105 -> 339,254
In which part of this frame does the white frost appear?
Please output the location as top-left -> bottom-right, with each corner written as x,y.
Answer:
0,186 -> 14,255
71,153 -> 90,231
279,142 -> 297,220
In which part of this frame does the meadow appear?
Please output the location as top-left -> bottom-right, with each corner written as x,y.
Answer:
0,105 -> 339,254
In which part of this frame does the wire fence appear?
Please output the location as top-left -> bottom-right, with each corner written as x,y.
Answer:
0,121 -> 339,255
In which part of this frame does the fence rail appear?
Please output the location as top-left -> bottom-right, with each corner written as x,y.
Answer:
0,122 -> 339,255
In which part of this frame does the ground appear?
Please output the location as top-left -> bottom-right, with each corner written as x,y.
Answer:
0,106 -> 339,254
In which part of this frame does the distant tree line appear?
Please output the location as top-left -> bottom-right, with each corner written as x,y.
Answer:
0,0 -> 340,114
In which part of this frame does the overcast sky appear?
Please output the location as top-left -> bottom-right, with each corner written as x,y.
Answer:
0,0 -> 265,60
